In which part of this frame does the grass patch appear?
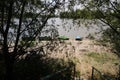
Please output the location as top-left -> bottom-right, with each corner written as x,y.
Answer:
70,57 -> 80,64
85,52 -> 119,64
85,52 -> 120,65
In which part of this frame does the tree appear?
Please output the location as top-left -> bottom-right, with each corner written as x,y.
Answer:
76,0 -> 120,55
101,28 -> 120,55
61,0 -> 120,55
86,0 -> 120,55
0,0 -> 61,80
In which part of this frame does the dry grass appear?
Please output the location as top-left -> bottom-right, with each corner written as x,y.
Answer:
84,52 -> 120,76
38,39 -> 120,79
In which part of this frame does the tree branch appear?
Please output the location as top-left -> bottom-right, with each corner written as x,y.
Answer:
15,1 -> 59,58
20,0 -> 55,35
5,1 -> 14,35
100,19 -> 120,35
3,0 -> 14,55
13,0 -> 26,55
0,2 -> 5,34
109,1 -> 120,14
83,1 -> 120,35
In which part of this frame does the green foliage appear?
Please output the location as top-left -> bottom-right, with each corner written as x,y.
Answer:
20,37 -> 35,47
77,0 -> 120,56
39,36 -> 52,41
70,57 -> 80,64
20,41 -> 35,47
101,28 -> 120,55
58,36 -> 69,40
60,9 -> 105,19
86,52 -> 120,65
86,52 -> 109,64
60,9 -> 89,19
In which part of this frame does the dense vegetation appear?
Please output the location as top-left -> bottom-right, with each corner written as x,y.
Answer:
101,28 -> 120,55
85,0 -> 120,55
60,9 -> 104,19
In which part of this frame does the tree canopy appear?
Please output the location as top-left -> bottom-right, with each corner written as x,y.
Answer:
83,0 -> 120,54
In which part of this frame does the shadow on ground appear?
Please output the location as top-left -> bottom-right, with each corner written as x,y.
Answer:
0,48 -> 75,80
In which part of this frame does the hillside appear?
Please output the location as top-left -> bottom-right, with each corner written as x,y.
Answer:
37,39 -> 120,79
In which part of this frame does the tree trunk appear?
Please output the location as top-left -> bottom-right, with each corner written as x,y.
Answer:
4,51 -> 15,80
2,1 -> 14,79
4,59 -> 14,80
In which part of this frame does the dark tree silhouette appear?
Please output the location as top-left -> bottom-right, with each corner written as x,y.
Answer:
0,0 -> 62,80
